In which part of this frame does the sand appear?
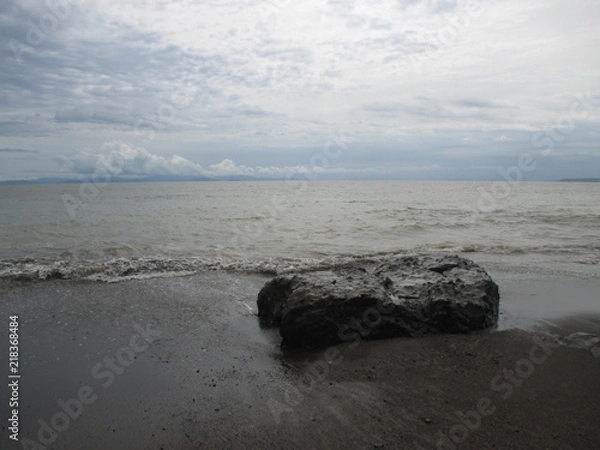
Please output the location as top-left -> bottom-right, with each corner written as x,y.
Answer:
0,271 -> 599,450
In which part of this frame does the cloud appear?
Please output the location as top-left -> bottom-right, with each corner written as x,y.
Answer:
0,147 -> 39,153
53,107 -> 137,126
58,142 -> 205,177
493,135 -> 512,142
453,99 -> 509,109
57,142 -> 370,179
206,158 -> 349,177
0,0 -> 599,181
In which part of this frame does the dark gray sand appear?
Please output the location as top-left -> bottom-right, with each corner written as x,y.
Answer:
1,271 -> 599,450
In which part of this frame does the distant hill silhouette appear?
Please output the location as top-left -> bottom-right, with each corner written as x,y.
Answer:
559,178 -> 600,182
0,174 -> 278,185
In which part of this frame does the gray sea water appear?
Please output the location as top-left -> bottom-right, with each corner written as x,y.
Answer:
0,180 -> 598,281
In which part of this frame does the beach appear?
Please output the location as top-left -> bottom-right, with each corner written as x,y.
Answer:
2,0 -> 600,446
1,181 -> 599,449
1,268 -> 599,450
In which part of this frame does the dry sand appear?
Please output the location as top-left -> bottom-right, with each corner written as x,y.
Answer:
0,271 -> 599,450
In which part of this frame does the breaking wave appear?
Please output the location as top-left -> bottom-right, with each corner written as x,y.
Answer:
1,242 -> 597,283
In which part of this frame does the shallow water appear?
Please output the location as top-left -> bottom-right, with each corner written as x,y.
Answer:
1,180 -> 598,281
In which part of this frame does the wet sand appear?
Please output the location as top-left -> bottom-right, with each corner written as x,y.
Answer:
1,271 -> 599,450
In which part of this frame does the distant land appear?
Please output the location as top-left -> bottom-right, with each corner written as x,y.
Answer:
1,176 -> 599,186
559,178 -> 600,182
0,174 -> 274,185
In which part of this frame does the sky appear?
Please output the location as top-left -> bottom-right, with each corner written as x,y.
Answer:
0,0 -> 599,182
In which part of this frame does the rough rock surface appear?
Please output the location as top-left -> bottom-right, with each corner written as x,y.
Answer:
257,254 -> 500,348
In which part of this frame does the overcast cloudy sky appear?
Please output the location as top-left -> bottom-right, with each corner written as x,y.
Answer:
0,0 -> 599,181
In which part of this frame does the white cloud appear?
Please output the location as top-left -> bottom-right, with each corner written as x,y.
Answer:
59,142 -> 205,176
57,142 -> 373,179
1,0 -> 599,180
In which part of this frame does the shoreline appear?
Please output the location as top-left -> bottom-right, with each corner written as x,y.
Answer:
0,270 -> 599,449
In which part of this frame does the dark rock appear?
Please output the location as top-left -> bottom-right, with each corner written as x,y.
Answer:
257,254 -> 500,348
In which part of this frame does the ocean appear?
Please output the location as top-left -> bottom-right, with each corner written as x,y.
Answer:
1,180 -> 599,282
1,180 -> 600,450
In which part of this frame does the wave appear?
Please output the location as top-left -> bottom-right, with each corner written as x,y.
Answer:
0,242 -> 598,283
0,255 -> 386,283
478,212 -> 600,227
450,243 -> 600,256
2,251 -> 430,283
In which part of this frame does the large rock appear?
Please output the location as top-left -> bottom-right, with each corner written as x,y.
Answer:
257,254 -> 500,348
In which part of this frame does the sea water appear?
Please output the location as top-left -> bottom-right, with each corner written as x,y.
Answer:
0,180 -> 598,282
